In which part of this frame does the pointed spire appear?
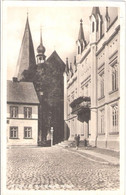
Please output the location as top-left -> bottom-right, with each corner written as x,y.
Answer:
105,7 -> 110,32
77,19 -> 86,53
37,26 -> 45,54
40,26 -> 43,45
78,19 -> 85,42
36,26 -> 46,64
74,56 -> 77,72
65,57 -> 69,74
15,16 -> 36,81
70,63 -> 73,77
105,7 -> 110,22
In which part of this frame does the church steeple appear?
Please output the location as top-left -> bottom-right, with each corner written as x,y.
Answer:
77,19 -> 86,54
36,27 -> 46,64
65,57 -> 69,75
15,15 -> 36,81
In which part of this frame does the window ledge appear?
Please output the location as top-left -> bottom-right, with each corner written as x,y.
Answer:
10,117 -> 19,119
24,138 -> 33,139
109,89 -> 118,95
109,132 -> 119,135
9,138 -> 19,139
98,96 -> 105,101
98,133 -> 105,135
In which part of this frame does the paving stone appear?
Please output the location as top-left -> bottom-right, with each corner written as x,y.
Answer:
6,146 -> 119,190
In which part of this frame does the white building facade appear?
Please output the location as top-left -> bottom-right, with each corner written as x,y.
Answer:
7,80 -> 39,146
64,7 -> 120,151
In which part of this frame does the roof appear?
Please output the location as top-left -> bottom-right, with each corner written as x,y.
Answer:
91,7 -> 102,21
92,7 -> 101,16
15,17 -> 36,81
47,51 -> 65,70
7,80 -> 39,104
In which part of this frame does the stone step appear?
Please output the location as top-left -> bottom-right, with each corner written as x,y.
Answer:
57,140 -> 74,148
58,139 -> 90,148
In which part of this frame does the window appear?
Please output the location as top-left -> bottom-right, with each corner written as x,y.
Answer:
99,73 -> 104,98
81,43 -> 83,53
10,127 -> 18,138
78,46 -> 80,54
24,127 -> 32,138
24,107 -> 32,118
112,65 -> 118,91
99,109 -> 105,134
96,22 -> 99,32
10,106 -> 18,118
92,22 -> 94,32
111,104 -> 118,133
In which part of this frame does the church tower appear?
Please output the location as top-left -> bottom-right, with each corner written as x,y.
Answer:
36,27 -> 46,64
15,15 -> 36,81
90,7 -> 103,43
76,19 -> 87,54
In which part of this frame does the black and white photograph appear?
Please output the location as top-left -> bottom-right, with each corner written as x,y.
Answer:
1,1 -> 126,194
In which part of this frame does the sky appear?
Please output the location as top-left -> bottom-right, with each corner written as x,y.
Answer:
4,5 -> 118,80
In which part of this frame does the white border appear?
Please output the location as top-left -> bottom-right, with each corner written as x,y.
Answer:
1,1 -> 126,195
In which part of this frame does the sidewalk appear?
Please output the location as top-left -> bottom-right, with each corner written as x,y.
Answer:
59,143 -> 120,166
67,146 -> 120,166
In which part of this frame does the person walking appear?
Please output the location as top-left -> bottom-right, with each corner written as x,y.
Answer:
74,134 -> 80,150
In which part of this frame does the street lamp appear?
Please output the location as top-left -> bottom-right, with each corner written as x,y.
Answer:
39,91 -> 43,145
50,127 -> 54,147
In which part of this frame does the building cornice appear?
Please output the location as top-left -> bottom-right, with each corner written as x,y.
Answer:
7,102 -> 39,105
67,76 -> 77,89
91,97 -> 120,110
81,75 -> 91,86
96,25 -> 120,56
7,118 -> 38,121
78,48 -> 91,64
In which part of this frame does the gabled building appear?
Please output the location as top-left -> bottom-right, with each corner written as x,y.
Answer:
64,7 -> 120,151
7,79 -> 39,146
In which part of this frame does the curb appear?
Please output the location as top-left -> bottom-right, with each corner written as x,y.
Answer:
64,148 -> 119,166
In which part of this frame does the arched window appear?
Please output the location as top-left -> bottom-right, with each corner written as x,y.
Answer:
81,43 -> 83,53
78,46 -> 80,54
112,65 -> 118,91
92,22 -> 95,32
96,22 -> 99,32
111,104 -> 118,133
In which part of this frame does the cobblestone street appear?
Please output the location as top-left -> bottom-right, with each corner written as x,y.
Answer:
7,146 -> 119,191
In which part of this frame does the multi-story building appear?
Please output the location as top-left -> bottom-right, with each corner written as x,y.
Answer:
64,7 -> 120,151
7,79 -> 39,146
